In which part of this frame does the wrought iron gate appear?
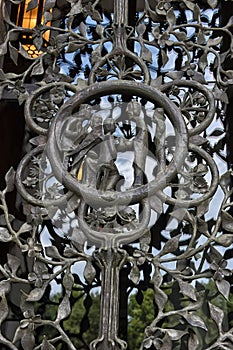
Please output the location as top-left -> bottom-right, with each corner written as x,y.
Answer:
0,0 -> 233,349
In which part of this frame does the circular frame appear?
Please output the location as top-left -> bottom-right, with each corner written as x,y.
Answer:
160,80 -> 215,136
47,80 -> 188,207
157,143 -> 219,207
24,82 -> 80,135
15,145 -> 73,207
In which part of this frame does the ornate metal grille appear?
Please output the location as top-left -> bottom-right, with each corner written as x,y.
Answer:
0,0 -> 233,349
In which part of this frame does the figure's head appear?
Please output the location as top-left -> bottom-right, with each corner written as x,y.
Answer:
91,114 -> 103,128
126,101 -> 141,119
79,104 -> 92,117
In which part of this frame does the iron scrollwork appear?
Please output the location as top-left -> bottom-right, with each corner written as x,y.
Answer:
0,0 -> 233,349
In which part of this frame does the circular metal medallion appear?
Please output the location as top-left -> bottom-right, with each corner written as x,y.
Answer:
46,80 -> 188,247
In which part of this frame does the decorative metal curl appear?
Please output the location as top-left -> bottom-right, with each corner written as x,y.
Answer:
160,80 -> 216,136
15,145 -> 73,208
157,143 -> 219,207
77,199 -> 150,249
24,83 -> 80,135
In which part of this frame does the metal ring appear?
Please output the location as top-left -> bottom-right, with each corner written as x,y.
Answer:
24,83 -> 80,135
77,198 -> 150,248
88,50 -> 151,85
15,145 -> 73,207
157,143 -> 219,207
160,80 -> 215,136
47,80 -> 188,207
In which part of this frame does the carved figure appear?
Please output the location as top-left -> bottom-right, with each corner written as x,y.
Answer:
81,150 -> 99,187
126,101 -> 148,186
68,113 -> 121,191
70,114 -> 103,164
61,104 -> 92,152
96,118 -> 121,191
152,108 -> 166,173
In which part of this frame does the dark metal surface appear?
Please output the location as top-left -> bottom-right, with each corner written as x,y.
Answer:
0,0 -> 233,349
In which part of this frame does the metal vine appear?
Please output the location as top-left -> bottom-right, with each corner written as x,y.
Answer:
0,0 -> 233,349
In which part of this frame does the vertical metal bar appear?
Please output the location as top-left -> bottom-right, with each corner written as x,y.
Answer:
125,0 -> 136,70
114,0 -> 128,25
90,250 -> 127,350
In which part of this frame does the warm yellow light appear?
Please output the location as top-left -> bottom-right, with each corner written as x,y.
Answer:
19,0 -> 38,29
77,163 -> 83,181
43,30 -> 50,42
22,44 -> 44,58
17,0 -> 51,57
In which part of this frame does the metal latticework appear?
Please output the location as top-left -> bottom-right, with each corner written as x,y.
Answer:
0,0 -> 233,349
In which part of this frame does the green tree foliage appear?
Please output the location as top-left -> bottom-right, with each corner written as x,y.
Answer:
36,289 -> 100,349
128,289 -> 156,349
63,290 -> 100,347
127,280 -> 233,349
40,281 -> 233,349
